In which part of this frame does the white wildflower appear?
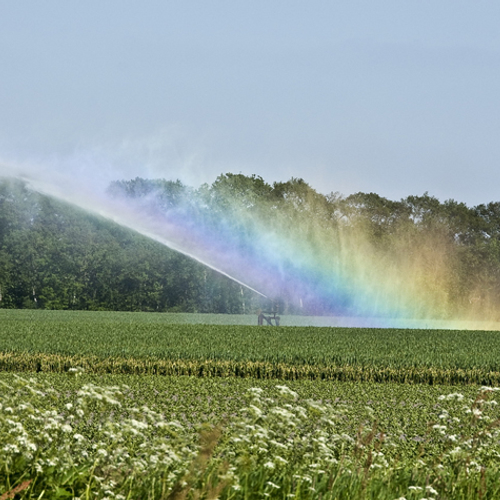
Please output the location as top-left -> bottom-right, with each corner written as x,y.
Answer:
276,385 -> 299,399
432,424 -> 446,432
248,387 -> 264,395
3,444 -> 19,454
128,419 -> 148,430
248,405 -> 263,417
26,441 -> 37,452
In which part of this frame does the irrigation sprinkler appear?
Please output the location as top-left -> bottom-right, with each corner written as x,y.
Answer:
257,298 -> 282,326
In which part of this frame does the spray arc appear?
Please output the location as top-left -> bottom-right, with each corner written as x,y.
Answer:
5,166 -> 500,330
13,172 -> 268,300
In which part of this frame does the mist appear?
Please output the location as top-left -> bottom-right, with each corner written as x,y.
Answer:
2,154 -> 499,330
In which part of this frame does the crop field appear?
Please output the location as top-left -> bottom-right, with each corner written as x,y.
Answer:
3,309 -> 500,384
2,310 -> 500,498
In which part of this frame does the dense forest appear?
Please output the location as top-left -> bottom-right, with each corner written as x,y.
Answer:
1,174 -> 500,317
0,178 -> 257,313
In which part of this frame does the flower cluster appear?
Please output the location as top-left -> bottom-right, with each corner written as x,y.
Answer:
2,375 -> 500,499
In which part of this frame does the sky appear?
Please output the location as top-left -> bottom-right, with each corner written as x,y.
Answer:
1,1 -> 500,206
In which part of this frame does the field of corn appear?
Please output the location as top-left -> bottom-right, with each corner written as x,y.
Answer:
2,310 -> 500,498
3,310 -> 500,384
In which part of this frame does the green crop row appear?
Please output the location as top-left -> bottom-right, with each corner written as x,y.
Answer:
3,310 -> 500,371
2,351 -> 500,385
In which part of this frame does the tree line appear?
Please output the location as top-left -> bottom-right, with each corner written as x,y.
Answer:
0,178 -> 255,312
1,174 -> 500,317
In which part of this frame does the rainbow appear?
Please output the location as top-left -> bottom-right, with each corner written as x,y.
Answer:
8,168 -> 500,330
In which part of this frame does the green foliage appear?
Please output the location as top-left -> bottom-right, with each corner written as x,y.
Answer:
3,310 -> 500,384
3,173 -> 500,315
1,374 -> 500,499
0,178 -> 257,313
4,351 -> 500,385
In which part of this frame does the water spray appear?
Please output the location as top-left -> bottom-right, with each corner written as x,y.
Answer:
3,161 -> 500,330
10,171 -> 268,300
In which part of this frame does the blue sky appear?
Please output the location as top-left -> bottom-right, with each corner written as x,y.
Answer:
1,1 -> 500,206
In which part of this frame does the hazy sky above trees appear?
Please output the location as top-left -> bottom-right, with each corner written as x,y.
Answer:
1,1 -> 499,206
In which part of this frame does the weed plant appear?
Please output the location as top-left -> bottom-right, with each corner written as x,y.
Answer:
2,373 -> 500,499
